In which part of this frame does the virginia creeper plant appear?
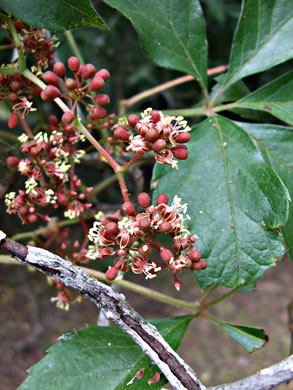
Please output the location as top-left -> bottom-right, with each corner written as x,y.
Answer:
0,0 -> 293,389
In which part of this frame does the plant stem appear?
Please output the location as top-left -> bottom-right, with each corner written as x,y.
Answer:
213,102 -> 238,113
90,174 -> 117,198
204,285 -> 243,309
119,153 -> 144,173
0,12 -> 26,72
75,121 -> 121,173
116,172 -> 129,202
17,113 -> 34,138
0,66 -> 19,75
163,107 -> 206,117
199,283 -> 219,305
0,130 -> 18,141
11,217 -> 81,241
80,266 -> 201,312
118,64 -> 228,115
64,31 -> 85,65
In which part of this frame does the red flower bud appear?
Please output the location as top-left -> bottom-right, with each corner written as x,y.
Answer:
8,112 -> 18,128
128,114 -> 139,127
81,64 -> 96,79
145,128 -> 159,142
7,156 -> 20,166
139,243 -> 151,256
159,221 -> 172,233
152,139 -> 167,152
105,267 -> 118,281
151,110 -> 161,123
96,68 -> 110,81
176,132 -> 191,143
173,145 -> 188,160
113,126 -> 130,141
10,81 -> 21,92
43,71 -> 59,85
91,106 -> 107,119
105,222 -> 119,236
188,251 -> 202,262
122,201 -> 136,216
89,77 -> 104,91
94,93 -> 110,106
27,214 -> 38,223
62,110 -> 74,124
65,78 -> 76,90
138,216 -> 151,231
41,85 -> 61,101
156,193 -> 168,205
68,56 -> 80,72
53,62 -> 66,78
160,248 -> 173,263
138,192 -> 151,208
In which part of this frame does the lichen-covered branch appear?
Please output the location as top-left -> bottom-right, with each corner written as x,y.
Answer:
208,354 -> 293,390
0,230 -> 204,390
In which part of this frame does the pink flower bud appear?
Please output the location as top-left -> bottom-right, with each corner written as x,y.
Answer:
94,93 -> 110,106
105,267 -> 118,281
43,71 -> 59,85
68,56 -> 80,72
138,192 -> 151,208
89,77 -> 105,91
96,68 -> 110,81
122,201 -> 136,216
8,112 -> 18,128
176,132 -> 191,143
53,62 -> 66,78
151,110 -> 160,123
160,248 -> 173,263
188,251 -> 202,262
156,193 -> 168,205
7,156 -> 20,166
128,114 -> 139,127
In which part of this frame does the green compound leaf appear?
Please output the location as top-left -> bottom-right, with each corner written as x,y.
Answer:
237,121 -> 293,262
210,318 -> 268,352
222,0 -> 293,92
0,0 -> 108,32
19,316 -> 192,390
232,71 -> 293,125
152,116 -> 289,290
103,0 -> 208,89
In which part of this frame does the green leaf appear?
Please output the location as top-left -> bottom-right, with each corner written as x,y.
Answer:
223,0 -> 293,90
232,71 -> 293,125
236,121 -> 293,261
103,0 -> 208,89
0,0 -> 108,32
19,316 -> 192,390
210,318 -> 268,352
152,116 -> 289,289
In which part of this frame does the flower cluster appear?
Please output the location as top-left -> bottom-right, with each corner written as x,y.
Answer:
87,192 -> 206,290
40,56 -> 110,124
107,108 -> 191,169
12,19 -> 57,70
5,118 -> 92,223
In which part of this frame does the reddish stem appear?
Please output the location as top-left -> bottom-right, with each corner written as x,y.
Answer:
17,113 -> 34,138
120,153 -> 144,172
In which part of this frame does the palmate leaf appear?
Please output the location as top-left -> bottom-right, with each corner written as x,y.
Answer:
103,0 -> 208,89
152,116 -> 289,290
0,0 -> 108,32
232,71 -> 293,125
19,316 -> 192,390
237,121 -> 293,261
219,0 -> 293,95
210,318 -> 268,352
